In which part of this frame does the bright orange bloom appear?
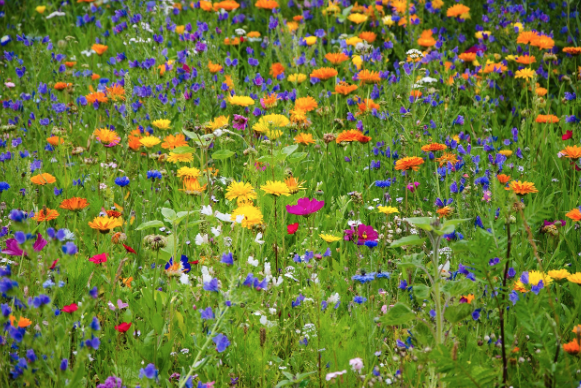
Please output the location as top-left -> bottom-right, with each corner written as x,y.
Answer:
60,197 -> 90,211
86,92 -> 108,104
31,173 -> 56,185
208,61 -> 223,74
18,317 -> 32,328
47,136 -> 64,146
334,82 -> 358,96
255,0 -> 278,9
458,52 -> 477,62
506,181 -> 538,195
531,35 -> 555,50
461,294 -> 475,304
479,62 -> 507,74
446,4 -> 470,19
224,37 -> 241,45
213,0 -> 240,11
128,136 -> 142,150
200,0 -> 213,11
395,156 -> 425,171
32,208 -> 60,222
517,31 -> 539,45
436,153 -> 458,167
563,47 -> 581,56
437,206 -> 453,218
65,61 -> 77,68
561,145 -> 581,159
261,93 -> 279,109
94,128 -> 121,146
417,30 -> 436,47
410,90 -> 422,99
91,44 -> 108,55
106,83 -> 125,101
357,69 -> 381,84
535,114 -> 559,123
325,52 -> 349,65
563,340 -> 581,355
294,133 -> 315,145
358,31 -> 377,43
161,134 -> 188,150
310,67 -> 338,80
357,99 -> 380,114
91,74 -> 101,81
54,82 -> 71,90
270,63 -> 285,77
336,129 -> 371,144
497,174 -> 511,184
88,216 -> 123,233
566,209 -> 581,222
294,96 -> 318,112
421,143 -> 447,152
515,55 -> 536,65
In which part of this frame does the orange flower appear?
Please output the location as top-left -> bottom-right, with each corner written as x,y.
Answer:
107,210 -> 123,218
497,174 -> 511,184
91,74 -> 101,81
94,128 -> 121,146
17,317 -> 32,328
531,35 -> 555,50
437,206 -> 453,218
208,61 -> 223,74
224,37 -> 241,45
310,67 -> 338,80
161,134 -> 188,150
60,197 -> 90,211
417,30 -> 436,47
86,92 -> 108,104
563,47 -> 581,56
54,82 -> 71,90
515,55 -> 536,65
446,4 -> 470,19
32,208 -> 60,222
566,209 -> 581,222
213,0 -> 240,11
65,61 -> 77,67
506,181 -> 538,195
535,114 -> 559,123
358,31 -> 377,43
295,96 -> 318,112
395,156 -> 424,171
561,145 -> 581,159
421,143 -> 447,152
255,0 -> 278,9
458,52 -> 477,62
563,340 -> 581,355
261,93 -> 279,109
479,62 -> 507,74
47,136 -> 64,146
31,173 -> 56,185
517,31 -> 539,45
200,0 -> 213,11
410,90 -> 422,99
357,99 -> 380,114
91,44 -> 108,55
88,216 -> 123,233
336,129 -> 371,144
270,62 -> 285,77
436,153 -> 458,167
294,133 -> 315,145
106,83 -> 125,101
334,82 -> 358,96
325,52 -> 349,65
357,69 -> 381,84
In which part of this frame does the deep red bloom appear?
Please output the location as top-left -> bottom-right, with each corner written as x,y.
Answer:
563,130 -> 573,140
287,223 -> 299,234
114,322 -> 132,333
50,259 -> 59,270
89,253 -> 108,265
123,244 -> 136,254
62,303 -> 78,313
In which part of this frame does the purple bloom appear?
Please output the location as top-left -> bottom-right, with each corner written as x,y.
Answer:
232,114 -> 248,130
33,234 -> 47,252
286,198 -> 324,217
203,278 -> 219,292
2,238 -> 26,256
200,307 -> 214,320
139,364 -> 158,380
356,224 -> 378,246
213,333 -> 230,353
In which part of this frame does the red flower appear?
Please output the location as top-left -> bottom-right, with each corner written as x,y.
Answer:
89,253 -> 108,265
62,303 -> 78,313
287,223 -> 299,234
49,259 -> 59,270
114,322 -> 132,333
123,244 -> 136,254
563,130 -> 573,140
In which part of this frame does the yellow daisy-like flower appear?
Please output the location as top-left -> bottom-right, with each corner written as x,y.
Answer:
207,116 -> 230,131
180,178 -> 207,195
231,205 -> 264,229
498,150 -> 513,157
139,136 -> 162,148
228,95 -> 255,107
348,13 -> 368,24
303,36 -> 317,46
320,234 -> 341,243
252,114 -> 290,133
515,68 -> 535,80
528,270 -> 553,287
88,216 -> 123,234
225,181 -> 257,204
288,74 -> 307,83
261,180 -> 291,196
152,119 -> 171,130
266,130 -> 284,140
567,272 -> 581,285
506,180 -> 538,195
285,177 -> 306,194
548,269 -> 570,281
177,167 -> 201,179
378,206 -> 399,215
167,152 -> 194,163
346,37 -> 363,46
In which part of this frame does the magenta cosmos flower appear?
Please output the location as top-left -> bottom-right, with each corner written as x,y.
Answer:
286,197 -> 324,217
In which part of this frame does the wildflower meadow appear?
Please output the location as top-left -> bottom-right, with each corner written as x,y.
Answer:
2,0 -> 581,386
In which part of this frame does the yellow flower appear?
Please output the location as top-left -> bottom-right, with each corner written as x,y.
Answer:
36,5 -> 47,13
231,205 -> 264,229
177,167 -> 201,179
152,119 -> 171,130
207,116 -> 230,131
261,180 -> 291,196
382,15 -> 395,27
348,13 -> 368,24
228,95 -> 255,107
320,234 -> 341,243
180,178 -> 207,195
475,31 -> 492,40
139,136 -> 161,148
345,37 -> 363,46
303,36 -> 317,46
88,216 -> 123,233
515,68 -> 536,80
175,25 -> 185,34
352,55 -> 363,70
226,181 -> 257,204
498,150 -> 513,157
285,177 -> 306,194
548,269 -> 570,281
288,73 -> 307,83
167,152 -> 194,163
528,270 -> 553,287
252,114 -> 290,133
378,206 -> 399,215
567,272 -> 581,285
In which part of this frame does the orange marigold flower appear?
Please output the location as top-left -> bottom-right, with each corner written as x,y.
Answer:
325,52 -> 350,65
106,83 -> 125,101
65,61 -> 76,68
294,133 -> 315,145
224,37 -> 241,45
458,52 -> 477,62
60,197 -> 90,211
88,216 -> 123,233
94,128 -> 121,146
410,90 -> 422,99
213,0 -> 240,11
310,67 -> 338,80
421,143 -> 447,152
200,0 -> 213,11
506,181 -> 538,195
270,62 -> 285,77
32,208 -> 60,222
357,99 -> 380,114
446,3 -> 470,19
47,136 -> 64,146
295,96 -> 318,112
208,61 -> 223,74
106,210 -> 123,218
417,30 -> 436,47
335,129 -> 371,144
517,31 -> 539,45
128,136 -> 142,150
334,81 -> 358,96
566,209 -> 581,222
563,47 -> 581,56
535,114 -> 559,123
497,174 -> 511,184
357,69 -> 381,84
358,31 -> 377,43
255,0 -> 278,9
91,74 -> 101,81
18,317 -> 32,328
91,44 -> 108,55
437,206 -> 453,218
86,92 -> 108,104
31,173 -> 56,185
54,82 -> 71,90
435,153 -> 458,167
395,156 -> 425,171
531,35 -> 555,50
161,134 -> 188,150
563,340 -> 581,355
515,55 -> 536,65
261,93 -> 279,109
561,145 -> 581,159
479,62 -> 507,74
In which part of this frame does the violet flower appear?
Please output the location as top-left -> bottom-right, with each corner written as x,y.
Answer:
286,198 -> 324,217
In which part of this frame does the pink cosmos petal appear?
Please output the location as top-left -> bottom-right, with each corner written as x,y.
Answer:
286,197 -> 325,217
107,301 -> 116,311
117,299 -> 129,309
2,239 -> 26,257
33,233 -> 47,252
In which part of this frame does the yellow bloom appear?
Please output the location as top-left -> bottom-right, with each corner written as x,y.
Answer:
167,152 -> 194,163
345,37 -> 363,46
225,181 -> 257,204
352,55 -> 363,70
261,180 -> 291,196
177,167 -> 201,179
320,234 -> 341,243
152,119 -> 171,130
252,114 -> 290,133
475,31 -> 491,40
175,25 -> 185,34
88,216 -> 123,233
378,206 -> 399,215
548,269 -> 570,281
528,270 -> 553,287
303,36 -> 317,46
382,15 -> 395,27
207,116 -> 230,131
139,136 -> 161,148
348,13 -> 368,24
567,272 -> 581,285
285,177 -> 306,194
36,5 -> 47,13
498,150 -> 513,157
180,178 -> 207,195
288,73 -> 307,83
228,95 -> 255,107
231,205 -> 264,229
515,68 -> 535,80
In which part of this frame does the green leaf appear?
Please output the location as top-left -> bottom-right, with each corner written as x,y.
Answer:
413,284 -> 430,299
212,149 -> 235,160
399,253 -> 425,271
171,146 -> 197,154
282,144 -> 299,156
404,217 -> 435,231
442,279 -> 474,297
381,303 -> 415,326
161,208 -> 177,222
287,151 -> 307,164
135,220 -> 165,231
444,304 -> 473,324
390,235 -> 426,248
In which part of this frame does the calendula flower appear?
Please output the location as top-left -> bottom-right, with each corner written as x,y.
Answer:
566,209 -> 581,221
177,167 -> 201,179
334,82 -> 358,96
395,156 -> 424,171
498,150 -> 513,157
229,95 -> 255,107
446,4 -> 470,19
310,67 -> 338,80
261,181 -> 291,196
497,174 -> 511,184
563,47 -> 581,56
459,52 -> 477,62
294,133 -> 315,145
515,55 -> 536,65
515,68 -> 535,80
255,0 -> 279,9
568,272 -> 581,285
294,96 -> 318,112
60,198 -> 89,212
303,36 -> 317,46
285,177 -> 306,194
88,216 -> 123,233
91,44 -> 108,55
506,181 -> 538,195
161,134 -> 188,150
226,181 -> 257,204
320,234 -> 341,243
270,63 -> 285,77
560,145 -> 581,159
288,73 -> 307,83
208,61 -> 223,73
535,114 -> 559,123
152,119 -> 171,130
167,152 -> 194,163
231,205 -> 264,228
180,178 -> 207,195
32,208 -> 60,222
94,128 -> 121,146
336,129 -> 371,144
31,173 -> 56,185
378,206 -> 399,215
563,340 -> 581,355
253,114 -> 290,133
348,13 -> 368,24
139,136 -> 161,148
356,69 -> 381,84
86,92 -> 108,104
548,269 -> 570,281
47,136 -> 64,146
528,270 -> 553,287
105,84 -> 125,101
325,52 -> 349,65
207,116 -> 230,131
421,143 -> 447,152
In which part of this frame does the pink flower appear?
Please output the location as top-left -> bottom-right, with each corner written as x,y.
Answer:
62,303 -> 78,313
286,197 -> 325,217
33,234 -> 47,252
406,181 -> 420,192
1,239 -> 26,256
89,253 -> 108,265
381,305 -> 388,314
232,114 -> 248,130
325,370 -> 347,381
349,357 -> 364,372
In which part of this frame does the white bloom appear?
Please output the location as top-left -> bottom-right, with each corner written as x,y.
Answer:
81,50 -> 94,57
248,256 -> 259,267
46,11 -> 66,19
211,226 -> 222,237
254,233 -> 265,245
179,273 -> 190,285
195,233 -> 209,246
201,205 -> 212,215
327,293 -> 340,304
215,211 -> 233,222
235,28 -> 246,36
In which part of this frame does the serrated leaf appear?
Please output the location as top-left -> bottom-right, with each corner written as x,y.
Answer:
444,304 -> 472,324
212,149 -> 235,160
413,284 -> 430,299
381,302 -> 415,326
404,217 -> 435,231
390,235 -> 426,248
135,220 -> 165,231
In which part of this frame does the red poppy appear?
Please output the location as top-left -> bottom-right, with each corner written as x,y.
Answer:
62,303 -> 78,313
563,130 -> 573,140
89,253 -> 108,265
50,259 -> 59,270
114,322 -> 132,333
123,244 -> 136,254
287,223 -> 299,234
